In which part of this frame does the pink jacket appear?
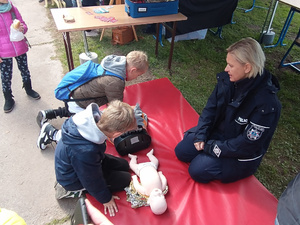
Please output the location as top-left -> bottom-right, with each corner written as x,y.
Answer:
0,2 -> 29,58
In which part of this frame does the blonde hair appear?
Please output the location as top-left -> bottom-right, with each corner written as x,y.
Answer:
97,100 -> 136,136
226,37 -> 265,78
126,51 -> 149,72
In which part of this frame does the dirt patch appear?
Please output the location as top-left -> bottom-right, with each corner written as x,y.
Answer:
126,70 -> 157,86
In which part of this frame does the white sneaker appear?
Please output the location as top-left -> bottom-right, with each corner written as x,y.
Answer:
85,30 -> 99,37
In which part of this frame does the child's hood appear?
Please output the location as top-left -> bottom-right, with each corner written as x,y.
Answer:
72,103 -> 106,144
101,55 -> 126,79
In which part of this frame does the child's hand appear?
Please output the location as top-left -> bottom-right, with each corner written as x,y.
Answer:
103,195 -> 120,217
0,58 -> 2,63
85,199 -> 113,225
19,23 -> 24,33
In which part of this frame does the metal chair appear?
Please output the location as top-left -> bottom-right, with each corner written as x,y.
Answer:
45,0 -> 66,8
238,0 -> 268,13
279,27 -> 300,72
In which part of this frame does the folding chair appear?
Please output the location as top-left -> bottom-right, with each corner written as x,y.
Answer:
238,0 -> 268,13
279,27 -> 300,72
45,0 -> 66,8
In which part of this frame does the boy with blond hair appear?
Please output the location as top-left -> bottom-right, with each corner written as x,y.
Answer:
36,50 -> 148,127
43,100 -> 136,217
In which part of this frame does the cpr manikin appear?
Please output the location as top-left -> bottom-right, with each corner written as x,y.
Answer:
128,149 -> 168,215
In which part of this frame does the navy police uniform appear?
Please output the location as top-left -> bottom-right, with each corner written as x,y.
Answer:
175,69 -> 281,183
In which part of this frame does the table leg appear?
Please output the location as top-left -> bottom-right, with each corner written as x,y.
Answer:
168,21 -> 177,70
155,23 -> 160,57
62,32 -> 74,71
155,21 -> 177,71
278,8 -> 298,46
265,7 -> 299,48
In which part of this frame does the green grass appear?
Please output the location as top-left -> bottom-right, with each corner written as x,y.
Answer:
46,216 -> 70,225
48,0 -> 300,199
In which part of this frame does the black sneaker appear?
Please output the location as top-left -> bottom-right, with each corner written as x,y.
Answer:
37,122 -> 57,150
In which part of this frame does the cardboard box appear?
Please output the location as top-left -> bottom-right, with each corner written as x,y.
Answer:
112,26 -> 134,45
125,0 -> 179,18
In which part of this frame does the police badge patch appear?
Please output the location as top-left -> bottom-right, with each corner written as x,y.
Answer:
247,123 -> 266,141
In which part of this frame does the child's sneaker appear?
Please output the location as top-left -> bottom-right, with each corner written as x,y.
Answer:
37,122 -> 57,150
36,109 -> 56,128
54,182 -> 85,199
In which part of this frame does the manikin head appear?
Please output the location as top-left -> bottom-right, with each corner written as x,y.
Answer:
147,188 -> 167,215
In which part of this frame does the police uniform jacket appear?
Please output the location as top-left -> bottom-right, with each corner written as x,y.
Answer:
190,69 -> 281,164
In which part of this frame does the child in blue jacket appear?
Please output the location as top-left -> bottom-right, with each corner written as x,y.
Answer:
53,100 -> 137,217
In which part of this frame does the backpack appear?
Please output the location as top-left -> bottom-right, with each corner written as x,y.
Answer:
54,60 -> 124,102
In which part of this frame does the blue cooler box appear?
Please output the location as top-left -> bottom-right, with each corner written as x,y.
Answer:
125,0 -> 179,18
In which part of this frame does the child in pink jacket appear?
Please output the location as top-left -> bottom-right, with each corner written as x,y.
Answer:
0,0 -> 40,113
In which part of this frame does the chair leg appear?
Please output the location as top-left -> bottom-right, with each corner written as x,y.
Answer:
53,0 -> 59,8
279,42 -> 295,68
279,42 -> 300,72
61,0 -> 66,7
209,26 -> 223,39
279,28 -> 300,72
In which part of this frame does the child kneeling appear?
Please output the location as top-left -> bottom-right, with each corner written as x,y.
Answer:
54,100 -> 137,217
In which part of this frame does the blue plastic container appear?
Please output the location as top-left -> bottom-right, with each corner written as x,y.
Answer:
125,0 -> 179,18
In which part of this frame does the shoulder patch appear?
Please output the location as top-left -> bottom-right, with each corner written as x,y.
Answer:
247,122 -> 268,141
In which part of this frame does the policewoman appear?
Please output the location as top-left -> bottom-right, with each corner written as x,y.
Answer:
175,37 -> 281,183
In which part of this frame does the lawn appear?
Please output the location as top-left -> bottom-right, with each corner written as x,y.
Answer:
48,0 -> 300,199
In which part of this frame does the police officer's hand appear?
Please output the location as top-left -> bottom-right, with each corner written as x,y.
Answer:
194,141 -> 204,151
103,195 -> 120,217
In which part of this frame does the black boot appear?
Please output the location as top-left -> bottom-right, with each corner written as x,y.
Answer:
23,81 -> 40,100
3,91 -> 15,113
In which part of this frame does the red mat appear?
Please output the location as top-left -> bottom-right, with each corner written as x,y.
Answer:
87,78 -> 278,225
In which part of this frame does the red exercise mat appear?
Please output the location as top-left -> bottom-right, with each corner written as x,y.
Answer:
87,78 -> 278,225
